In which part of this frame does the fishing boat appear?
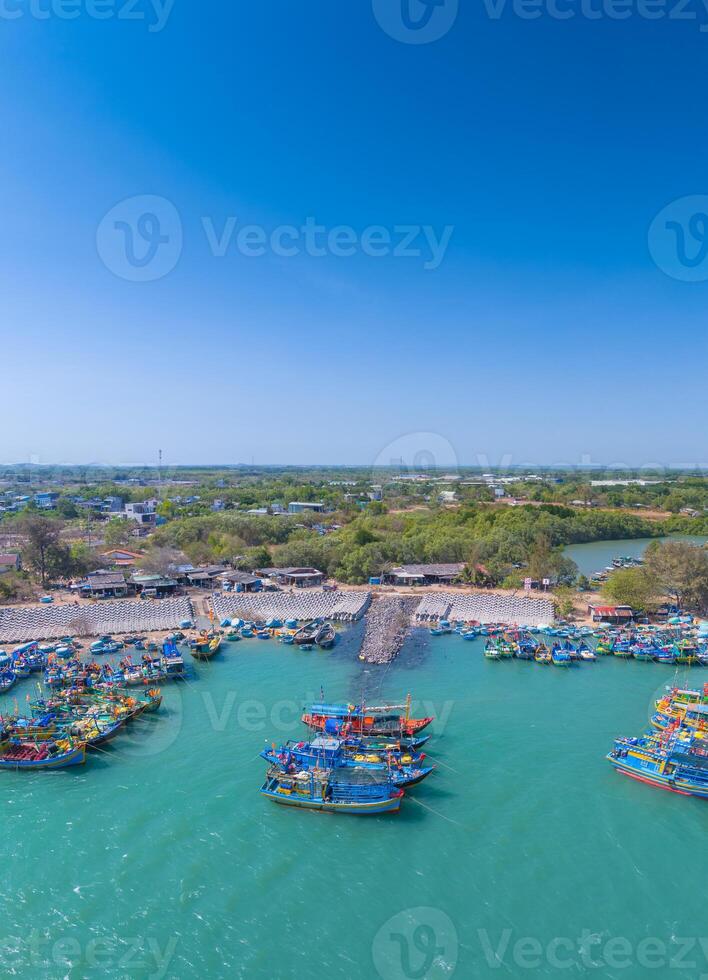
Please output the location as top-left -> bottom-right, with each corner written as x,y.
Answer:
303,696 -> 433,737
0,737 -> 86,770
607,731 -> 708,798
262,737 -> 433,788
430,620 -> 452,637
674,641 -> 701,666
652,688 -> 708,732
260,765 -> 404,814
161,643 -> 186,679
293,621 -> 320,645
484,640 -> 501,660
190,633 -> 222,660
351,733 -> 430,752
551,645 -> 573,667
534,643 -> 552,665
514,634 -> 538,660
317,624 -> 336,650
0,670 -> 17,693
576,643 -> 597,662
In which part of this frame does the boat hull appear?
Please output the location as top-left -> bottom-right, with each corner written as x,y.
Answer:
607,755 -> 708,798
0,745 -> 86,769
261,788 -> 402,814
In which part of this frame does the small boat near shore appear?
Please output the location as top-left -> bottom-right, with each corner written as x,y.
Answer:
190,634 -> 222,660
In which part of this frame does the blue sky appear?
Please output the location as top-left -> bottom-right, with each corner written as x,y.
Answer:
1,1 -> 707,468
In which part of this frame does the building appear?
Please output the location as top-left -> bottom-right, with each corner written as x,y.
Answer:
587,604 -> 636,624
256,566 -> 326,588
123,502 -> 157,527
220,570 -> 262,592
100,549 -> 143,567
287,502 -> 325,514
0,553 -> 21,575
129,573 -> 178,597
384,563 -> 466,586
34,492 -> 60,510
438,490 -> 457,504
81,571 -> 129,599
185,566 -> 229,588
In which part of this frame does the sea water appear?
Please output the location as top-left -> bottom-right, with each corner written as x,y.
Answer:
2,626 -> 707,979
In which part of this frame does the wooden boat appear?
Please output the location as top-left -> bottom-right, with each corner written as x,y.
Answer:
0,670 -> 17,693
607,732 -> 708,798
302,696 -> 433,737
0,737 -> 86,770
317,624 -> 336,650
260,765 -> 404,814
262,737 -> 433,788
534,643 -> 552,665
551,645 -> 573,667
190,633 -> 221,660
294,620 -> 332,646
674,641 -> 701,666
514,634 -> 538,660
576,643 -> 597,662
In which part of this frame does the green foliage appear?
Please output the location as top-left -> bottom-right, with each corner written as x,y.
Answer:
601,568 -> 660,611
644,540 -> 708,612
104,518 -> 131,549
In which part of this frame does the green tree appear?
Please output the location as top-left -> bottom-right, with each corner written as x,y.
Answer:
17,514 -> 69,585
644,541 -> 708,612
104,518 -> 131,549
601,567 -> 660,611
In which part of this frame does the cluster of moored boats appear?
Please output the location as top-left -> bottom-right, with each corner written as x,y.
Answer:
0,634 -> 192,769
608,684 -> 708,798
259,696 -> 435,815
428,620 -> 708,667
219,617 -> 336,649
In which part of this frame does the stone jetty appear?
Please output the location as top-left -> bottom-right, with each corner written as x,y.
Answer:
358,595 -> 420,664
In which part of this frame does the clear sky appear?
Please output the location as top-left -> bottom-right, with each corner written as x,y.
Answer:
1,1 -> 707,469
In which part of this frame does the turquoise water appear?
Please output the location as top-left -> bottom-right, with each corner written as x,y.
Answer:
3,628 -> 708,979
565,535 -> 708,577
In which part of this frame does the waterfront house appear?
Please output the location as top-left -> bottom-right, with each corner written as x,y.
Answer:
587,604 -> 636,624
220,571 -> 262,592
81,571 -> 129,599
186,566 -> 229,588
255,567 -> 325,588
384,563 -> 465,586
129,573 -> 178,598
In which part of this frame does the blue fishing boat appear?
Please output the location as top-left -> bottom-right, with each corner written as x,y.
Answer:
263,737 -> 433,787
430,619 -> 452,637
260,765 -> 404,814
515,633 -> 538,660
607,732 -> 708,798
0,670 -> 17,694
551,645 -> 573,667
0,737 -> 86,770
161,642 -> 186,679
